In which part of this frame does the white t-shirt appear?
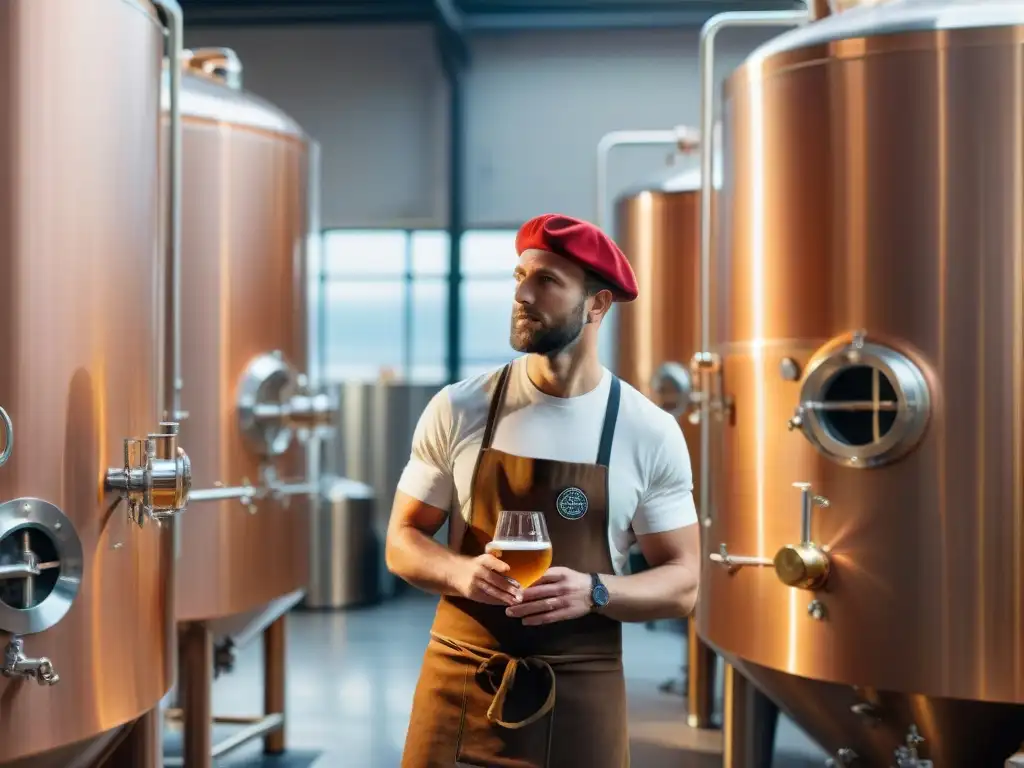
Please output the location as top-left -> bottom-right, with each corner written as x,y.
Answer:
396,356 -> 698,575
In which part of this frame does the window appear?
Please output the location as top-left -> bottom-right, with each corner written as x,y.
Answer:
459,230 -> 518,375
319,229 -> 448,384
324,229 -> 406,277
318,227 -> 617,385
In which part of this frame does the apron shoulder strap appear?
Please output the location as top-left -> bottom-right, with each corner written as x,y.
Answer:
596,376 -> 621,467
480,363 -> 514,451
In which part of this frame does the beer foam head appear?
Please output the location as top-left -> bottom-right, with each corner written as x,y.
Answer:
485,539 -> 551,551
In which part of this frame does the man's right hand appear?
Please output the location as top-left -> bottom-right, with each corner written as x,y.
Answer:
449,554 -> 523,606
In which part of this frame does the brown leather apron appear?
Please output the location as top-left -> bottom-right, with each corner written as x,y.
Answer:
402,363 -> 628,768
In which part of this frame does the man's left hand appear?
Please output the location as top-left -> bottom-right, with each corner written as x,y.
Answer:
505,567 -> 592,626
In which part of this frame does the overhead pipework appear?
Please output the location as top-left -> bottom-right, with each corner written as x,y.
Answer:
694,2 -> 813,526
594,125 -> 700,229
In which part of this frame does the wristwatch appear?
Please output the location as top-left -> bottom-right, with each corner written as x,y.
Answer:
590,573 -> 610,611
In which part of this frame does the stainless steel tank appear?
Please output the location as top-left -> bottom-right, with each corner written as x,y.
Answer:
168,49 -> 330,767
697,1 -> 1024,764
324,381 -> 442,597
0,0 -> 192,765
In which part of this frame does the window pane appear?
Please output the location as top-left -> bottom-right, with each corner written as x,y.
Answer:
461,278 -> 515,363
410,279 -> 448,384
461,230 -> 518,277
323,229 -> 407,277
322,280 -> 405,381
411,231 -> 449,277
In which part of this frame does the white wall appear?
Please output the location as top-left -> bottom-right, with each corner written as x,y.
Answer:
184,23 -> 777,230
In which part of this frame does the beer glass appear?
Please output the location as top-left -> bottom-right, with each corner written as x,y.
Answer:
485,511 -> 553,588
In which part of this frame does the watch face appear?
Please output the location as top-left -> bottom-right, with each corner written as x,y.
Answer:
592,583 -> 610,608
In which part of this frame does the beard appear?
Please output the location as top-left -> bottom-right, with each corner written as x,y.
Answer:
509,299 -> 587,355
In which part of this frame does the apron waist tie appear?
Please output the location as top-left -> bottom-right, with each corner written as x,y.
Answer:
430,632 -> 617,731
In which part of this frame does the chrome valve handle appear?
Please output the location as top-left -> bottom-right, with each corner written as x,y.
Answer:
0,406 -> 12,468
824,748 -> 857,767
894,725 -> 932,767
3,636 -> 59,686
105,422 -> 192,525
709,543 -> 773,572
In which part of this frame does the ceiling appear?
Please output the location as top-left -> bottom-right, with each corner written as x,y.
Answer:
178,0 -> 805,30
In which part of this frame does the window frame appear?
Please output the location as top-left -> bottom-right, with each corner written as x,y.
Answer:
317,225 -> 531,383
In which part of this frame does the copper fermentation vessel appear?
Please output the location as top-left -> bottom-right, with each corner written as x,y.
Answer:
615,162 -> 706,484
698,1 -> 1024,763
615,161 -> 721,728
175,63 -> 313,632
0,0 -> 180,764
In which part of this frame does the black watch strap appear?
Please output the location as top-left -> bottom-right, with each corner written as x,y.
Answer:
590,573 -> 610,610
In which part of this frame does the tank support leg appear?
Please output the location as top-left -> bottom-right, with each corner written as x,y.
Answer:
263,614 -> 287,754
723,663 -> 778,768
98,706 -> 163,767
686,624 -> 717,728
181,622 -> 214,768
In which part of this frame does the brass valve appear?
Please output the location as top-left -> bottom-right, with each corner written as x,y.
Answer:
105,422 -> 192,525
773,482 -> 831,590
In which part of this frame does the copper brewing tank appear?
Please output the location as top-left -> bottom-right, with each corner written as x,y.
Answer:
0,0 -> 191,765
614,160 -> 725,730
614,162 -> 705,473
175,55 -> 321,636
698,1 -> 1024,764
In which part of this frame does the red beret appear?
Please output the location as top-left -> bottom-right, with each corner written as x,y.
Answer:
515,214 -> 638,302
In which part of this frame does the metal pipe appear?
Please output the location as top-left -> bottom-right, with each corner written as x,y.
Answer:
153,0 -> 185,423
188,481 -> 317,504
273,481 -> 318,496
0,406 -> 13,468
799,486 -> 813,544
213,715 -> 284,759
163,715 -> 284,766
187,485 -> 258,503
594,127 -> 699,228
696,7 -> 811,526
710,552 -> 773,568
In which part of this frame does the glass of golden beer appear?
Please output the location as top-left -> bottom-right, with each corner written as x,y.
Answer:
485,511 -> 552,588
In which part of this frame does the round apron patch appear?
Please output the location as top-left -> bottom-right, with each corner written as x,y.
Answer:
556,487 -> 589,521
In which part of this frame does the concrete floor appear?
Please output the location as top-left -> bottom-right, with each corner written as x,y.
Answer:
192,593 -> 829,767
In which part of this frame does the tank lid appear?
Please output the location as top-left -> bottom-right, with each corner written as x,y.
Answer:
162,67 -> 306,139
748,0 -> 1024,62
184,47 -> 244,91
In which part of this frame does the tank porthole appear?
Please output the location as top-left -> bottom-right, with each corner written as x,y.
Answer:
649,362 -> 692,418
0,499 -> 83,635
237,352 -> 299,457
792,335 -> 931,468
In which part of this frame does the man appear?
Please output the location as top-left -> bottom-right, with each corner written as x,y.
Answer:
386,213 -> 700,768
